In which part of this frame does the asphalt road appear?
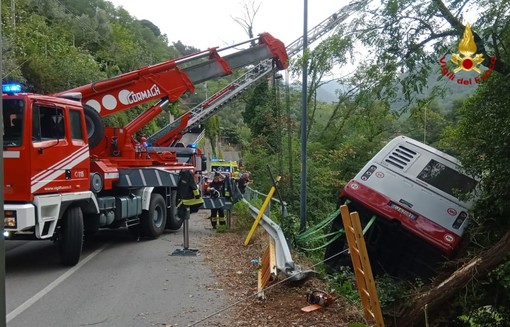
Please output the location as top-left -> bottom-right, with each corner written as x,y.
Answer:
5,210 -> 227,327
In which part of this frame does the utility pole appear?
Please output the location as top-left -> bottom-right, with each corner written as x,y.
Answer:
300,0 -> 308,232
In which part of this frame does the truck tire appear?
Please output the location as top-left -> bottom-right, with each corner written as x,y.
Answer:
59,206 -> 84,266
165,190 -> 183,230
141,193 -> 167,238
84,104 -> 104,149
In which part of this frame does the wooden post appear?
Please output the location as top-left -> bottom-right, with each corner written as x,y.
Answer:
340,205 -> 384,326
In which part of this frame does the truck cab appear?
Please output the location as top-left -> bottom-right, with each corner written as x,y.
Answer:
3,93 -> 91,203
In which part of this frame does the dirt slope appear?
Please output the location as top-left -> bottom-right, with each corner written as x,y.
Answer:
196,210 -> 366,327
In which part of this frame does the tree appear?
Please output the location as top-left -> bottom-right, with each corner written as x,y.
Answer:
241,80 -> 282,153
291,35 -> 353,138
324,1 -> 510,324
231,0 -> 261,44
340,0 -> 510,106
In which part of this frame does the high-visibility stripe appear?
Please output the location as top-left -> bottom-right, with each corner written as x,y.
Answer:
31,146 -> 89,185
31,149 -> 89,193
104,172 -> 120,179
32,146 -> 87,181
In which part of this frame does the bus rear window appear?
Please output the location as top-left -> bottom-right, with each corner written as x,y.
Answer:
417,159 -> 477,197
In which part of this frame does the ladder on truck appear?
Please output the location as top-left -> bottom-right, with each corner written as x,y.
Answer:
148,0 -> 365,147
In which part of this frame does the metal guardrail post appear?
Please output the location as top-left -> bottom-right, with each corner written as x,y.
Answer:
241,182 -> 313,281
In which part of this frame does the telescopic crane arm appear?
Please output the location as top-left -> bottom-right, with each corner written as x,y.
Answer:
54,33 -> 287,118
149,0 -> 365,147
51,33 -> 287,160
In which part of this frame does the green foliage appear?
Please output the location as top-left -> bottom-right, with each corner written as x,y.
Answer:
398,99 -> 449,147
493,257 -> 510,291
450,256 -> 510,326
215,224 -> 229,233
242,81 -> 282,151
376,276 -> 422,314
232,201 -> 253,232
457,306 -> 505,327
292,34 -> 354,137
444,74 -> 510,232
220,127 -> 242,145
325,267 -> 360,304
8,0 -> 510,324
204,116 -> 220,157
2,0 -> 185,131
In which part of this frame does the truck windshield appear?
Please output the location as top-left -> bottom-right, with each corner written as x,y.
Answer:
2,99 -> 26,147
176,154 -> 192,163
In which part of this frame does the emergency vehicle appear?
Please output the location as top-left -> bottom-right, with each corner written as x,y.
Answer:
210,159 -> 239,178
2,33 -> 288,266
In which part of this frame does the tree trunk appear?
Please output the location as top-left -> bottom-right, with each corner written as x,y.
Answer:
394,230 -> 510,326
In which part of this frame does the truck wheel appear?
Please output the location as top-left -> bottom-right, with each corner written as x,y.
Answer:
59,206 -> 84,266
84,104 -> 104,149
165,190 -> 183,230
141,193 -> 167,238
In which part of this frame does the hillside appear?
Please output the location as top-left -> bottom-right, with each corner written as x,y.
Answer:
317,70 -> 478,110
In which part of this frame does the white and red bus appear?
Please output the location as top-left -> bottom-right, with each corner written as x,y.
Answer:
325,136 -> 478,278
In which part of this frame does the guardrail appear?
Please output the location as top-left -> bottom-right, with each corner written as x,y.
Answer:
243,186 -> 288,217
240,184 -> 313,281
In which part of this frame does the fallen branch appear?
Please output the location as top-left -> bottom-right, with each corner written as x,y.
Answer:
395,230 -> 510,326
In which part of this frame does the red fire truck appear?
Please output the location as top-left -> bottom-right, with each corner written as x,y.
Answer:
2,33 -> 288,266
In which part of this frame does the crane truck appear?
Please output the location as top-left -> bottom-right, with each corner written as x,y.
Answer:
2,32 -> 288,266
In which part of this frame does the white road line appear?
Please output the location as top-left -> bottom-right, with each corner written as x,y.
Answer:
6,244 -> 108,323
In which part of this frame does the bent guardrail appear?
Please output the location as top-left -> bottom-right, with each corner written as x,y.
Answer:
240,182 -> 313,281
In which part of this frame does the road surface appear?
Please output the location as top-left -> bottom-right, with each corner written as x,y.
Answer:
5,210 -> 227,327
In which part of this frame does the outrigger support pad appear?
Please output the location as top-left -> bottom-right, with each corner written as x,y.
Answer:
170,207 -> 199,256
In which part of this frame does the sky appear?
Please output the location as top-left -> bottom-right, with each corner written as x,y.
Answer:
107,0 -> 348,51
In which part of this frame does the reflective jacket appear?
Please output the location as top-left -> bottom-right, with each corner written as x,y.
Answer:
177,170 -> 203,210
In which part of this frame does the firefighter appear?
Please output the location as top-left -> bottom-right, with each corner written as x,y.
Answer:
237,172 -> 252,195
207,172 -> 225,228
176,170 -> 204,218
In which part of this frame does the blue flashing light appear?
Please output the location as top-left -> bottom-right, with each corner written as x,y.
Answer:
187,143 -> 197,148
2,83 -> 22,94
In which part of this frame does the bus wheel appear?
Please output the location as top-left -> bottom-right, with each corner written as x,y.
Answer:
59,206 -> 84,266
141,193 -> 167,238
165,190 -> 183,230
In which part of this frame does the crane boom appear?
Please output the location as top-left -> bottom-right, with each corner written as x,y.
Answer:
51,33 -> 288,159
149,0 -> 365,146
53,33 -> 287,118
